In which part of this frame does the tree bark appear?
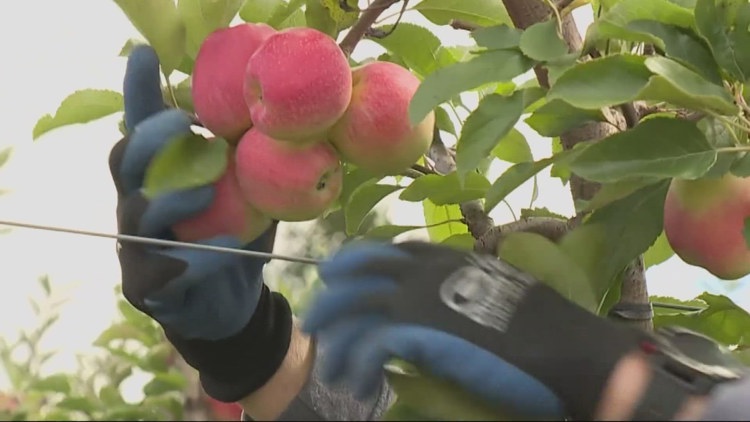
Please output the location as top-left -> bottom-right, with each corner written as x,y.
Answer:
500,0 -> 652,330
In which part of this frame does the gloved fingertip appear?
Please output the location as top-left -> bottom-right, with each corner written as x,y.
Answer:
138,185 -> 215,238
124,44 -> 165,132
319,241 -> 408,280
120,109 -> 193,193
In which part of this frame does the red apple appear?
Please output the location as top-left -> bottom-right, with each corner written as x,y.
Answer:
329,61 -> 435,176
243,27 -> 352,142
663,174 -> 750,280
234,128 -> 343,221
192,23 -> 276,143
172,156 -> 272,243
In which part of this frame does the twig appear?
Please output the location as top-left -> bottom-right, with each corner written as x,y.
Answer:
411,163 -> 435,175
339,0 -> 399,56
401,168 -> 424,179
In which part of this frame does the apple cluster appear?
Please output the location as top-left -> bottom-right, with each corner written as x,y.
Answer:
173,23 -> 435,244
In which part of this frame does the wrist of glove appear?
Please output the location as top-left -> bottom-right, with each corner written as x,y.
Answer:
302,241 -> 650,420
165,285 -> 293,402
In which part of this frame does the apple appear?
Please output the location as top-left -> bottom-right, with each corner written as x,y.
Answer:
244,27 -> 352,142
172,157 -> 272,243
192,23 -> 276,143
329,61 -> 435,176
663,174 -> 750,280
234,128 -> 343,221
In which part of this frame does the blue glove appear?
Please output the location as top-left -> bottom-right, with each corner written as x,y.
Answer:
110,45 -> 293,402
302,241 -> 565,419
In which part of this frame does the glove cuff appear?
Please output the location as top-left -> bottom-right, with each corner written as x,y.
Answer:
164,284 -> 293,403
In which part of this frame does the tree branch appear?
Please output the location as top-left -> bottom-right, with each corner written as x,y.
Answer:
428,127 -> 495,238
475,217 -> 571,255
501,0 -> 652,329
339,0 -> 400,56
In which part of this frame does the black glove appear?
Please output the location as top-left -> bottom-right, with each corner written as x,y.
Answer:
109,44 -> 293,403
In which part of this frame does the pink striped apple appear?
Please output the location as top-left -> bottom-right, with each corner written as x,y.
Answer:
172,156 -> 272,243
243,27 -> 352,142
663,174 -> 750,280
192,23 -> 275,143
329,61 -> 435,176
234,128 -> 343,221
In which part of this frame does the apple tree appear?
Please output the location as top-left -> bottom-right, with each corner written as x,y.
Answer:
32,0 -> 750,419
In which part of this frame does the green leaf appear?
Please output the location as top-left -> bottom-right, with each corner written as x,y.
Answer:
0,147 -> 12,168
364,224 -> 423,239
484,152 -> 571,213
29,374 -> 71,394
695,0 -> 750,82
423,199 -> 468,242
640,55 -> 736,115
549,54 -> 735,115
644,230 -> 675,268
584,180 -> 670,285
519,20 -> 570,63
57,396 -> 98,413
471,24 -> 522,50
400,172 -> 491,205
623,20 -> 722,84
345,181 -> 402,235
434,107 -> 456,136
520,207 -> 568,220
266,0 -> 306,28
500,232 -> 599,312
118,38 -> 143,57
166,76 -> 195,113
456,92 -> 524,182
547,54 -> 653,109
699,116 -> 740,178
579,178 -> 660,212
178,0 -> 244,58
143,370 -> 188,396
525,99 -> 605,137
650,295 -> 708,316
339,166 -> 377,207
384,366 -> 515,421
440,233 -> 476,250
413,0 -> 512,28
491,128 -> 532,164
33,90 -> 124,140
409,49 -> 535,125
113,0 -> 186,76
93,322 -> 147,347
239,0 -> 286,23
586,0 -> 695,45
368,23 -> 445,78
567,117 -> 716,183
654,293 -> 750,346
318,0 -> 359,29
142,134 -> 229,199
305,0 -> 338,36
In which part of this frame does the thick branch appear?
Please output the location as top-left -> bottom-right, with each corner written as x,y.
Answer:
339,0 -> 399,56
501,0 -> 651,328
475,217 -> 571,255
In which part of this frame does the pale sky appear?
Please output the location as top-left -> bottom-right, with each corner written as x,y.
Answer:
0,0 -> 747,396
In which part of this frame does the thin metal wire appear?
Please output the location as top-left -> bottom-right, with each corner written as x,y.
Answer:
0,219 -> 321,265
0,220 -> 716,312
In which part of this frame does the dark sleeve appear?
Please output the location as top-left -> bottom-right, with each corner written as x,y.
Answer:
242,340 -> 396,421
699,375 -> 750,421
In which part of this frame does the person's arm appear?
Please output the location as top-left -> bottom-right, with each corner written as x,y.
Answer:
238,320 -> 316,420
238,320 -> 397,421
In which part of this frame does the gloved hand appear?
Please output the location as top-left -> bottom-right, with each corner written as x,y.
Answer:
302,240 -> 651,420
109,44 -> 293,402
